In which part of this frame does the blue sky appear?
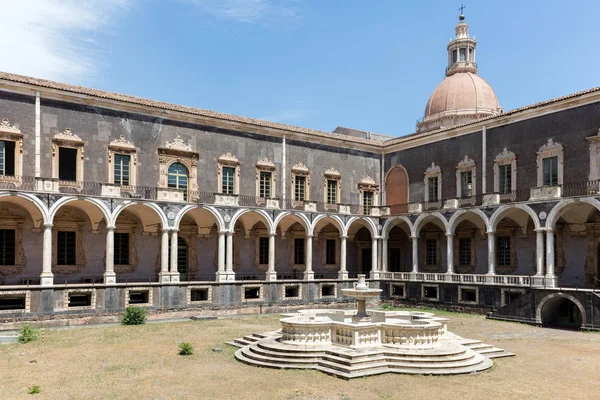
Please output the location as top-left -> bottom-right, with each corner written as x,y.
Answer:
1,1 -> 599,137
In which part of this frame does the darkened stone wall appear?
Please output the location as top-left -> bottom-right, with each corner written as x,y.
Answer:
0,91 -> 36,176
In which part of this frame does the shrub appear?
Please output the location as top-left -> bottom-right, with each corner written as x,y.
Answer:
178,342 -> 194,356
380,303 -> 394,310
17,324 -> 39,344
121,306 -> 147,325
28,385 -> 41,394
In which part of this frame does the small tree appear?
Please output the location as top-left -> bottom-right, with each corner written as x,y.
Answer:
18,324 -> 39,344
121,306 -> 147,325
178,342 -> 194,356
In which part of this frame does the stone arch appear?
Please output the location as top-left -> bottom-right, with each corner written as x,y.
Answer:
0,192 -> 49,229
448,209 -> 490,235
230,209 -> 274,235
413,212 -> 450,237
490,204 -> 541,232
311,214 -> 346,237
49,196 -> 113,230
382,216 -> 413,239
173,205 -> 224,232
346,216 -> 378,238
112,201 -> 169,233
385,165 -> 409,213
273,211 -> 311,236
546,198 -> 600,229
536,293 -> 586,328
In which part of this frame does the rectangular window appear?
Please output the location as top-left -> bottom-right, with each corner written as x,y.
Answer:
459,48 -> 466,61
426,239 -> 437,265
459,237 -> 471,266
294,176 -> 306,201
58,147 -> 78,181
452,49 -> 458,64
222,167 -> 235,194
327,180 -> 337,204
57,231 -> 77,265
428,177 -> 439,201
294,238 -> 305,265
0,229 -> 16,265
325,239 -> 336,264
113,154 -> 131,186
259,171 -> 271,198
0,140 -> 15,176
497,236 -> 511,266
460,170 -> 473,198
259,237 -> 269,265
499,164 -> 512,194
543,156 -> 558,186
363,191 -> 374,214
114,232 -> 130,265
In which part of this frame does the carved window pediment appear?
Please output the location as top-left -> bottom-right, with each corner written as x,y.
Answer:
324,166 -> 341,179
291,161 -> 309,175
494,148 -> 516,163
218,150 -> 240,166
256,156 -> 275,171
159,135 -> 198,158
357,175 -> 379,191
52,128 -> 83,145
109,135 -> 136,153
424,162 -> 441,176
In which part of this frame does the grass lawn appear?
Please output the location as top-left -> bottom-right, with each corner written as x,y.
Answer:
1,310 -> 599,399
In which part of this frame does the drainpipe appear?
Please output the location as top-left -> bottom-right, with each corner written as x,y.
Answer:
482,125 -> 487,194
35,91 -> 41,178
282,134 -> 286,203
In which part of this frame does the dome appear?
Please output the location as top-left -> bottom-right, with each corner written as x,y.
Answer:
424,72 -> 501,119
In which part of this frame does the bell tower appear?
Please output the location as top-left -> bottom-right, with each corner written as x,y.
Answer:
446,9 -> 478,76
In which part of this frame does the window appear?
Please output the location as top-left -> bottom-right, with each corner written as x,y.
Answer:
57,231 -> 77,265
294,238 -> 305,265
222,166 -> 235,194
426,239 -> 437,265
363,191 -> 374,214
0,140 -> 15,176
543,156 -> 558,186
497,236 -> 511,266
114,232 -> 130,265
452,49 -> 458,64
326,239 -> 336,265
460,170 -> 472,198
498,164 -> 512,194
295,176 -> 306,201
327,179 -> 337,204
168,162 -> 189,200
459,48 -> 466,61
0,229 -> 15,265
259,237 -> 269,265
58,147 -> 78,181
113,154 -> 130,186
459,238 -> 471,266
259,171 -> 271,198
428,177 -> 438,201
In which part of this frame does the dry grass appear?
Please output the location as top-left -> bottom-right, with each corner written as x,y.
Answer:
1,311 -> 599,400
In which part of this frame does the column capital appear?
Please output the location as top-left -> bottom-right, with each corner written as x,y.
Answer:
106,226 -> 116,231
162,228 -> 170,233
306,234 -> 314,239
268,232 -> 277,238
410,235 -> 418,240
226,231 -> 234,237
544,228 -> 554,233
43,223 -> 54,229
340,235 -> 348,240
170,229 -> 180,233
445,233 -> 454,237
534,228 -> 545,233
486,230 -> 495,236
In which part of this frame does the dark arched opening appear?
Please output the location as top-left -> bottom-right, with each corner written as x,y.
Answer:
541,297 -> 583,329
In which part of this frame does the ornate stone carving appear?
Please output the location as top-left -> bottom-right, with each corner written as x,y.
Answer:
425,162 -> 441,175
495,148 -> 516,162
0,118 -> 20,134
256,156 -> 275,170
53,128 -> 83,143
357,175 -> 379,190
324,166 -> 341,178
165,135 -> 192,152
538,138 -> 562,154
109,135 -> 136,150
218,150 -> 240,165
457,155 -> 475,168
291,161 -> 309,174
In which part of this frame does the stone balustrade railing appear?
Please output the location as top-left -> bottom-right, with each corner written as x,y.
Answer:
377,271 -> 544,287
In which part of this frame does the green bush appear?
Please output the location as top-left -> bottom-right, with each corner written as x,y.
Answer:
380,303 -> 394,310
17,324 -> 39,344
121,306 -> 147,325
178,342 -> 194,356
28,385 -> 41,394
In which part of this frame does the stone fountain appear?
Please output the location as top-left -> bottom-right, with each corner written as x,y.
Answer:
230,275 -> 514,378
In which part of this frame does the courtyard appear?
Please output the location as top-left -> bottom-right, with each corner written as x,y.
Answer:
1,310 -> 599,399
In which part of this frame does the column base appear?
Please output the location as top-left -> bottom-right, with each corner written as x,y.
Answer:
544,274 -> 557,288
265,271 -> 277,282
408,272 -> 418,281
170,273 -> 180,283
304,271 -> 314,281
531,275 -> 545,287
40,273 -> 54,286
103,272 -> 116,285
444,272 -> 454,282
158,273 -> 171,283
370,271 -> 380,280
338,271 -> 348,280
216,271 -> 235,282
485,273 -> 496,284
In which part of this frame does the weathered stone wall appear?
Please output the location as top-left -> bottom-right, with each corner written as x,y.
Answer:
0,92 -> 36,176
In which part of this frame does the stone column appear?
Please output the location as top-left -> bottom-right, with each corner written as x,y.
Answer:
223,231 -> 235,281
216,231 -> 227,282
170,229 -> 180,283
304,234 -> 314,280
546,229 -> 555,286
40,223 -> 54,286
159,229 -> 170,283
104,226 -> 116,284
446,233 -> 454,275
381,237 -> 388,273
487,231 -> 496,276
338,235 -> 348,280
411,236 -> 419,275
371,237 -> 379,279
266,233 -> 277,281
535,229 -> 544,276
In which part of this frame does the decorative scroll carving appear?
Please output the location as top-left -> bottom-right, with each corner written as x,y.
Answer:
165,135 -> 192,152
53,128 -> 83,143
324,166 -> 341,178
218,150 -> 240,166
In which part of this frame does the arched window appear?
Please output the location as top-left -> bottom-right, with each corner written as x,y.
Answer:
168,162 -> 188,199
